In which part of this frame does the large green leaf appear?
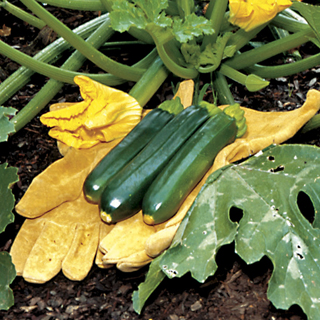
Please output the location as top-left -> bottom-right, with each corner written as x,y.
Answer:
0,163 -> 19,233
172,13 -> 214,43
0,163 -> 18,310
109,0 -> 213,44
0,107 -> 17,142
0,252 -> 16,310
110,0 -> 170,33
291,2 -> 320,43
159,144 -> 320,320
132,256 -> 165,314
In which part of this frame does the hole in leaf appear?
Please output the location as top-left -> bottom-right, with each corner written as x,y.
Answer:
229,206 -> 243,223
296,252 -> 304,260
167,269 -> 178,276
267,155 -> 275,161
276,165 -> 284,172
297,191 -> 315,225
269,165 -> 285,173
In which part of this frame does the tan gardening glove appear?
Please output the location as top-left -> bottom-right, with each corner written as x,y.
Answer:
10,142 -> 119,283
99,89 -> 320,272
10,75 -> 144,283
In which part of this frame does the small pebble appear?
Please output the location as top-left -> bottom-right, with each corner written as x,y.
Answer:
65,305 -> 80,314
190,300 -> 202,311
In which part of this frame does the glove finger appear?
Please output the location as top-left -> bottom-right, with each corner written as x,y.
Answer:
15,142 -> 116,218
10,218 -> 45,276
95,223 -> 115,269
213,89 -> 320,171
173,79 -> 194,108
145,224 -> 180,258
56,141 -> 72,156
22,221 -> 74,283
116,251 -> 153,272
40,192 -> 102,225
61,223 -> 100,281
100,212 -> 155,260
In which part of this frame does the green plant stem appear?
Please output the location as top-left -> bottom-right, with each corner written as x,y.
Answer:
0,36 -> 158,86
228,23 -> 267,52
212,71 -> 235,105
176,0 -> 194,18
301,114 -> 320,134
219,64 -> 248,86
1,0 -> 46,29
129,56 -> 169,107
164,39 -> 186,66
245,53 -> 320,78
226,28 -> 315,71
0,32 -> 158,85
148,28 -> 198,79
0,31 -> 127,85
10,13 -> 114,133
35,0 -> 104,11
20,0 -> 146,81
155,41 -> 198,79
201,0 -> 229,48
0,13 -> 108,105
34,0 -> 179,15
100,40 -> 149,51
272,14 -> 309,33
269,25 -> 302,60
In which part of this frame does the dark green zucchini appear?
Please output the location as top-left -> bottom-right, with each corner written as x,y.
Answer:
99,104 -> 213,224
142,105 -> 246,225
83,105 -> 179,204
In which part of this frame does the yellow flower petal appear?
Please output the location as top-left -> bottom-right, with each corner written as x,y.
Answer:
84,101 -> 141,129
75,75 -> 142,129
40,101 -> 88,131
229,0 -> 294,32
99,113 -> 142,142
48,127 -> 102,149
40,76 -> 142,149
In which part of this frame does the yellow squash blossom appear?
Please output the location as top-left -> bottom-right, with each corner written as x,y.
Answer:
228,0 -> 295,32
40,76 -> 142,148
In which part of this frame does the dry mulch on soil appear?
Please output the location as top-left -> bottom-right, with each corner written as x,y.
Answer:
1,2 -> 320,319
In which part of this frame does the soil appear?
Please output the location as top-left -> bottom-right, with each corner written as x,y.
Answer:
0,2 -> 320,320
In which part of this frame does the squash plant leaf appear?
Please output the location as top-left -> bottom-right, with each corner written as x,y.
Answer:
0,252 -> 16,310
132,256 -> 165,314
172,14 -> 214,43
109,0 -> 213,44
291,2 -> 320,43
160,144 -> 320,320
0,106 -> 17,142
0,163 -> 18,233
110,0 -> 170,33
0,163 -> 18,310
